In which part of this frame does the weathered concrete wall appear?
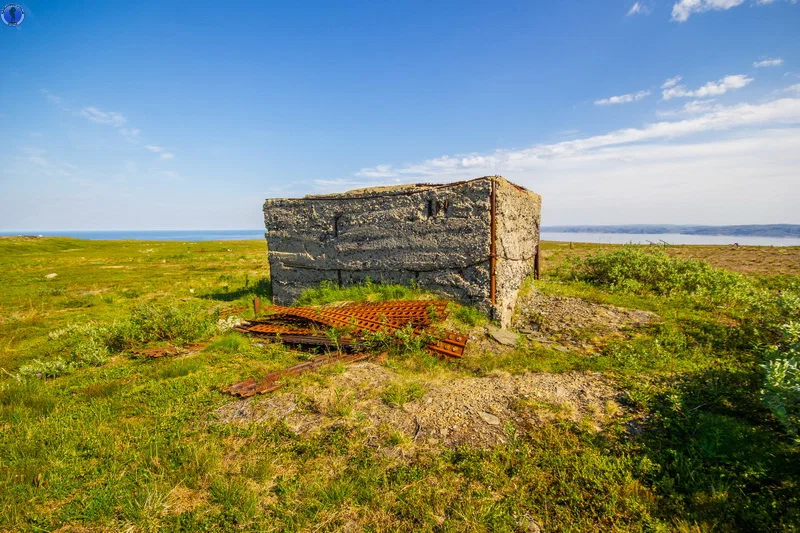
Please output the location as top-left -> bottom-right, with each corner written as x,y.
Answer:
265,179 -> 493,309
494,179 -> 542,326
263,176 -> 541,327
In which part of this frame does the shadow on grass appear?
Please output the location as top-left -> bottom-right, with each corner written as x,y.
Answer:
200,276 -> 272,303
631,364 -> 800,530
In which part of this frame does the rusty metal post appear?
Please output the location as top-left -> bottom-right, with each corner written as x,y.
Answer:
253,297 -> 261,315
489,178 -> 497,306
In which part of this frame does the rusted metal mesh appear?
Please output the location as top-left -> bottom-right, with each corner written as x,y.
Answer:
222,351 -> 376,398
223,300 -> 469,397
234,300 -> 467,358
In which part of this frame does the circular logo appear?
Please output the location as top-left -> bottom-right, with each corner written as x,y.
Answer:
1,4 -> 24,27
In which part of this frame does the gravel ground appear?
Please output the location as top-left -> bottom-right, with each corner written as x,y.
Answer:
513,290 -> 657,351
215,291 -> 652,448
215,363 -> 623,449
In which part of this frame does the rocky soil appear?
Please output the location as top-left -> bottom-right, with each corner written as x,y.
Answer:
215,363 -> 622,449
216,290 -> 655,448
513,290 -> 657,352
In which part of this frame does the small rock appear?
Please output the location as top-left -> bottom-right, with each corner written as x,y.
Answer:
553,345 -> 570,353
519,515 -> 543,533
487,326 -> 518,347
478,411 -> 501,425
44,273 -> 57,279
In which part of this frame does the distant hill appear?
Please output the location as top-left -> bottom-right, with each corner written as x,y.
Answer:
542,225 -> 800,238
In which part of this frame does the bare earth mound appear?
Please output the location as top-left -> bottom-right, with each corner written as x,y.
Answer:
514,290 -> 657,351
216,363 -> 623,449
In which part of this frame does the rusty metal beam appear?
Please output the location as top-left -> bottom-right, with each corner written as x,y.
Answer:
222,351 -> 375,398
489,177 -> 497,306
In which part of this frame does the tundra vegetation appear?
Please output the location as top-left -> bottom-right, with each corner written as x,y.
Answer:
0,237 -> 799,532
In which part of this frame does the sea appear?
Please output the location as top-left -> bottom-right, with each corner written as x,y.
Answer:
1,230 -> 799,247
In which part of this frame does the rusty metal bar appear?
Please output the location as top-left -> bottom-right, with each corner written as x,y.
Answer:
489,177 -> 497,306
222,351 -> 375,398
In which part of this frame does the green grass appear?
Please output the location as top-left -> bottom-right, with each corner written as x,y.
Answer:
381,381 -> 426,407
1,237 -> 799,531
295,278 -> 426,306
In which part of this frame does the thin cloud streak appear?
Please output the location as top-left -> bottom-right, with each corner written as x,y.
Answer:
672,0 -> 797,21
754,58 -> 784,67
595,90 -> 651,105
662,74 -> 752,100
80,106 -> 127,127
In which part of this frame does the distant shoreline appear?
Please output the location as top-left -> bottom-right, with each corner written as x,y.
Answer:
2,226 -> 800,247
542,225 -> 800,238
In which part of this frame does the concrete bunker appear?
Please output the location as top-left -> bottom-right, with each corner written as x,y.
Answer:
263,176 -> 541,327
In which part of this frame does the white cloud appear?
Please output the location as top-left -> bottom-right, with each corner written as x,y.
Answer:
40,89 -> 64,107
594,90 -> 651,105
16,148 -> 78,178
672,0 -> 797,21
662,75 -> 682,89
354,164 -> 396,178
656,99 -> 720,117
754,58 -> 784,68
681,99 -> 720,113
662,74 -> 752,100
80,106 -> 127,127
627,2 -> 652,15
672,0 -> 745,22
42,97 -> 177,161
344,96 -> 800,224
120,128 -> 141,140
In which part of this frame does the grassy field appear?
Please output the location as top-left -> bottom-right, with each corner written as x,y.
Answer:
1,237 -> 799,532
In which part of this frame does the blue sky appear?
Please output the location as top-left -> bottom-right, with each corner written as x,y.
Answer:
1,0 -> 799,229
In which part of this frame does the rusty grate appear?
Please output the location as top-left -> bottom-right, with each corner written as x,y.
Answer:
237,300 -> 466,358
223,300 -> 468,397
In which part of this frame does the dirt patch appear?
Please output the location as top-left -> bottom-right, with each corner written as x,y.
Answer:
513,290 -> 656,351
215,363 -> 622,449
166,485 -> 208,515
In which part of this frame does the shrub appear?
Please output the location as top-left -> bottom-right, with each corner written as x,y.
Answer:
16,358 -> 74,379
17,303 -> 216,381
561,247 -> 747,300
16,323 -> 113,380
361,323 -> 440,358
760,322 -> 800,443
107,303 -> 216,350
